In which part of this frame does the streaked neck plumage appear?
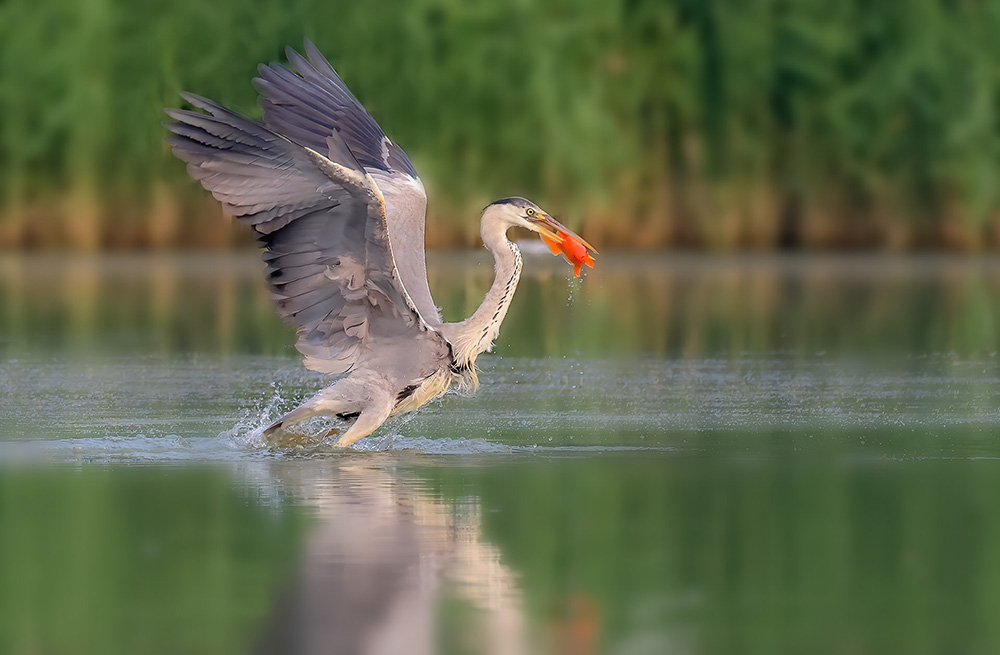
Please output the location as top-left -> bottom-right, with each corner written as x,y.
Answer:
440,208 -> 523,386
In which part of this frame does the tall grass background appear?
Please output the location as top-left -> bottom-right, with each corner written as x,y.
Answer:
2,0 -> 1000,250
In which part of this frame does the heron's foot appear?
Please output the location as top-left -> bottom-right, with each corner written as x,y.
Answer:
333,434 -> 356,448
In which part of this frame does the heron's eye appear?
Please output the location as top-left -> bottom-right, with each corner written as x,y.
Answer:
526,208 -> 535,217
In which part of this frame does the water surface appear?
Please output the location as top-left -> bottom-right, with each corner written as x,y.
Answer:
2,252 -> 1000,654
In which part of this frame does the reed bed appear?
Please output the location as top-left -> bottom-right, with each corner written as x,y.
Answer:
2,0 -> 1000,249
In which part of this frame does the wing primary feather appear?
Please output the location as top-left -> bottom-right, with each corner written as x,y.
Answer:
167,44 -> 445,375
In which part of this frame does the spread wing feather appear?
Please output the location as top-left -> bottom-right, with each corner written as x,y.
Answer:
255,40 -> 441,325
253,42 -> 416,177
165,92 -> 432,375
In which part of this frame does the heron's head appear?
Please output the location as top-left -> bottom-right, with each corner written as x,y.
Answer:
484,197 -> 597,277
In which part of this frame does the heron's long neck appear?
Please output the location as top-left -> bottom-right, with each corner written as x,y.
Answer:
443,218 -> 522,372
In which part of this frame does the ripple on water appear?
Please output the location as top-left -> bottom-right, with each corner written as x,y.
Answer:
4,353 -> 1000,464
0,432 -> 680,465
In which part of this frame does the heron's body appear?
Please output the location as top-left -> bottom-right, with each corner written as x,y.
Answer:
166,41 -> 595,447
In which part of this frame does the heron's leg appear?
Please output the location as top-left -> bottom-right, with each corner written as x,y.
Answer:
262,385 -> 357,437
262,401 -> 321,436
333,392 -> 394,448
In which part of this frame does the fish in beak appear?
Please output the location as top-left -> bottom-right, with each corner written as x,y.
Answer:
529,214 -> 597,278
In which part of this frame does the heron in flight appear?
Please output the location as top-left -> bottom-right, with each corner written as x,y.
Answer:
166,41 -> 597,447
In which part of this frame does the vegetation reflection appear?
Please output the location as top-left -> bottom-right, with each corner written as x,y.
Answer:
2,253 -> 999,359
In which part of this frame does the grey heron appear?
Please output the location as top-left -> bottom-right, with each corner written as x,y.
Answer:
165,40 -> 597,447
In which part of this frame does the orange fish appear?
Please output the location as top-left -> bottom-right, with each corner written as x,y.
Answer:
542,231 -> 596,278
526,210 -> 597,277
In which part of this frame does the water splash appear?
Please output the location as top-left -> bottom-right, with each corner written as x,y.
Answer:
220,383 -> 291,450
220,383 -> 350,451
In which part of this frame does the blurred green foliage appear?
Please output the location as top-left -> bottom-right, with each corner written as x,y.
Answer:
2,0 -> 1000,248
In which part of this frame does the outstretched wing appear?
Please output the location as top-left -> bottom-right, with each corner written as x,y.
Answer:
253,40 -> 441,325
166,93 -> 435,375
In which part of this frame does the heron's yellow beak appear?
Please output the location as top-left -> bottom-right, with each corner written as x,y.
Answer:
532,222 -> 561,242
528,213 -> 598,278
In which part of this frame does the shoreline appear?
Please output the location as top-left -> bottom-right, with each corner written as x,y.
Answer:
4,200 -> 1000,252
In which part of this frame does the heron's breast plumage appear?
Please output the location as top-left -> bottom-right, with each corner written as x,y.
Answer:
390,368 -> 455,416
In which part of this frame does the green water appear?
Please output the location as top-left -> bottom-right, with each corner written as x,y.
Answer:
2,252 -> 1000,654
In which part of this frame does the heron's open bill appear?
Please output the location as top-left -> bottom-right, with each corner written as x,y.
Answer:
165,40 -> 597,448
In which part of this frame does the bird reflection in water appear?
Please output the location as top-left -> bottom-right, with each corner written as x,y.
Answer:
253,457 -> 529,655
